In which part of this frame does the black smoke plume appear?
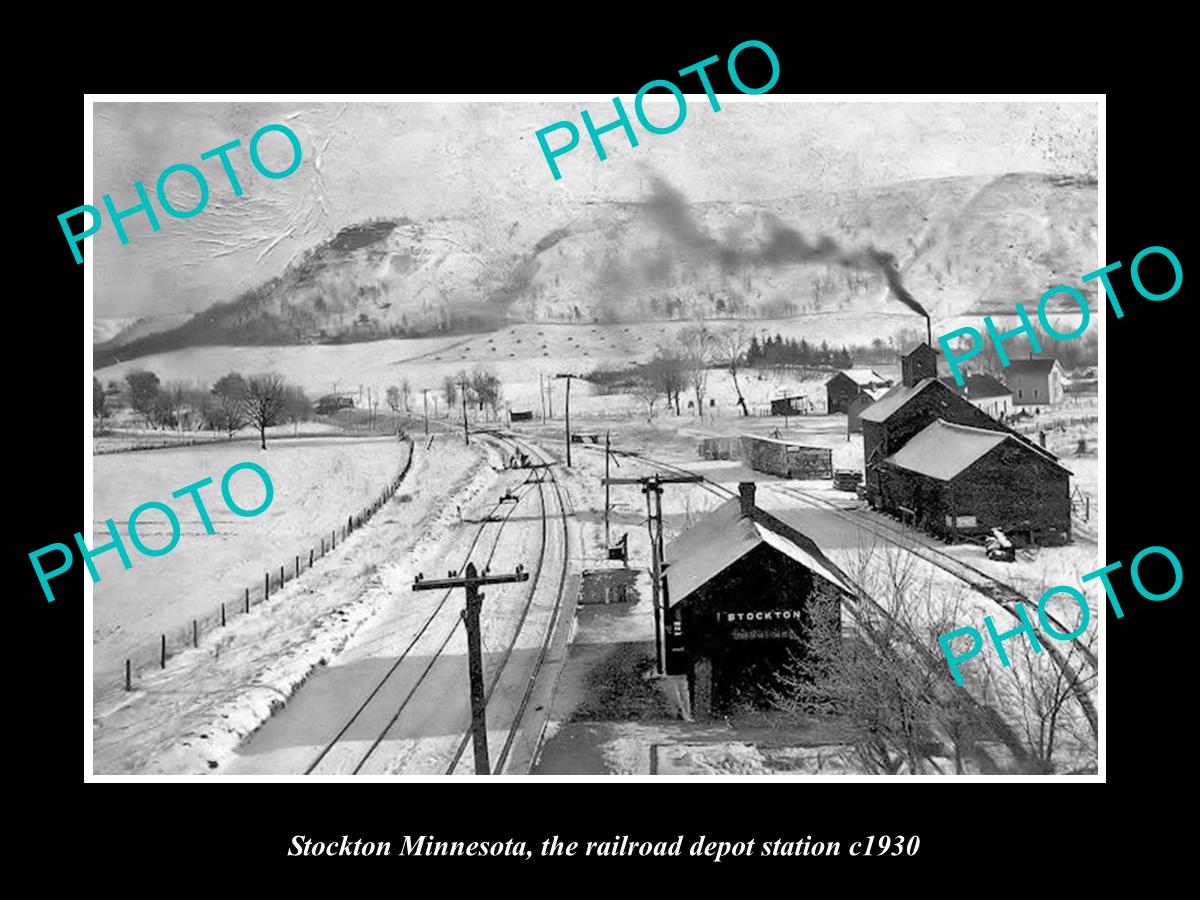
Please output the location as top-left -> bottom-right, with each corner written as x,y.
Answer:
641,176 -> 930,323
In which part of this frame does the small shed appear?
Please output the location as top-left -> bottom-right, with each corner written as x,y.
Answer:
825,368 -> 891,414
770,395 -> 813,417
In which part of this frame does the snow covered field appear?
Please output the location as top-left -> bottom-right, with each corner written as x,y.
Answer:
92,435 -> 409,686
92,437 -> 488,774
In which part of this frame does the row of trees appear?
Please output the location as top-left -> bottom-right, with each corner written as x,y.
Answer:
745,334 -> 856,369
439,368 -> 504,420
94,370 -> 311,449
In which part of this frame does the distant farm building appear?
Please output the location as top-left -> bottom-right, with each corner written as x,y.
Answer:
1005,358 -> 1065,406
509,409 -> 534,423
770,395 -> 815,417
939,374 -> 1014,420
741,434 -> 833,480
875,420 -> 1071,545
663,483 -> 855,716
846,388 -> 888,434
314,395 -> 355,415
825,368 -> 892,413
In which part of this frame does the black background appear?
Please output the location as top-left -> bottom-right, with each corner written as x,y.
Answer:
16,24 -> 1189,882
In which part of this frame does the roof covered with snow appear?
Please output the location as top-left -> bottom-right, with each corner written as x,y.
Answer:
829,368 -> 888,386
858,377 -> 939,423
663,497 -> 854,607
885,420 -> 1009,480
1005,358 -> 1061,374
940,373 -> 1012,400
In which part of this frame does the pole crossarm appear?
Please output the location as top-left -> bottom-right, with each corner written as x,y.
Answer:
412,565 -> 530,591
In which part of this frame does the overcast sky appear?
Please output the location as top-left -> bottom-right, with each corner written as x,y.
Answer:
92,100 -> 1098,319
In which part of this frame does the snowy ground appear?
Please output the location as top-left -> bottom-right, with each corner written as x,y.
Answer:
92,435 -> 408,687
93,436 -> 485,774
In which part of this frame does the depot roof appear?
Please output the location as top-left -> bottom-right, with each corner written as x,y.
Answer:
663,497 -> 855,607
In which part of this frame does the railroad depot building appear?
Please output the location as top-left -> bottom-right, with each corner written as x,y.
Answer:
874,419 -> 1072,544
662,483 -> 855,717
1005,358 -> 1065,406
825,368 -> 892,413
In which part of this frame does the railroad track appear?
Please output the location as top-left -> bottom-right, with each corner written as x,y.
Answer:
302,431 -> 571,776
594,446 -> 1097,740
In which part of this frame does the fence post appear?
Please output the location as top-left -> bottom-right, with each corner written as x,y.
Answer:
348,515 -> 353,533
280,565 -> 285,586
296,556 -> 300,578
161,635 -> 166,669
193,619 -> 198,648
221,602 -> 226,628
125,659 -> 131,691
310,548 -> 314,567
333,529 -> 336,549
245,587 -> 250,614
322,537 -> 325,555
265,572 -> 270,600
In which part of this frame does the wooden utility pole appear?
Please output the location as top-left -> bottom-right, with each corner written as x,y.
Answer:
540,373 -> 546,424
422,389 -> 429,435
602,473 -> 702,674
411,562 -> 529,775
459,379 -> 470,446
555,373 -> 578,467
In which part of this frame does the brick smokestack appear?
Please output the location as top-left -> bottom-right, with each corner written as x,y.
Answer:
739,482 -> 756,517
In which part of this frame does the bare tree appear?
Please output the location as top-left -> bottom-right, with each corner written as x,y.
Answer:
631,376 -> 660,421
244,373 -> 288,450
400,379 -> 412,412
471,367 -> 503,420
771,537 -> 1002,775
649,348 -> 686,415
386,385 -> 401,416
211,373 -> 249,440
677,324 -> 714,417
92,376 -> 108,431
981,604 -> 1098,774
442,374 -> 459,409
715,326 -> 751,416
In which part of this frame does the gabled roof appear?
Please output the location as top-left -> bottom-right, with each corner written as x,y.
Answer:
858,377 -> 941,424
663,497 -> 854,607
940,374 -> 1013,400
828,368 -> 888,387
885,419 -> 1070,481
1005,358 -> 1061,374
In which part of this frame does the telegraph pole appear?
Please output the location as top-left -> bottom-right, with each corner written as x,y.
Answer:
602,473 -> 702,674
422,389 -> 429,435
411,562 -> 529,775
555,373 -> 578,467
540,373 -> 546,424
459,379 -> 470,446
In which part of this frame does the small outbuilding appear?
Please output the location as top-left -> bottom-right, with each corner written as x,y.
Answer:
846,388 -> 888,434
825,368 -> 892,413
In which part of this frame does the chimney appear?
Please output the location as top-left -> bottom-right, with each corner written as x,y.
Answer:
739,482 -> 756,517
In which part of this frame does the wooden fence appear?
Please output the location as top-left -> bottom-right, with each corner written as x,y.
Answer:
113,436 -> 416,692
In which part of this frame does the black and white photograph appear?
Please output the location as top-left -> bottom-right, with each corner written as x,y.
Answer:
85,98 -> 1101,778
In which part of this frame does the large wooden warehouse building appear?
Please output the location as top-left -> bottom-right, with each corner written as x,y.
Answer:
874,420 -> 1072,544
